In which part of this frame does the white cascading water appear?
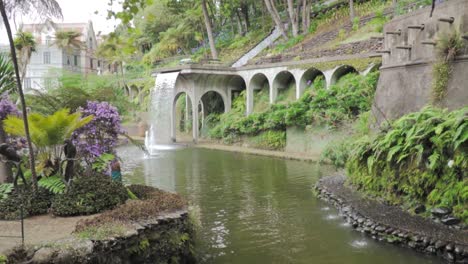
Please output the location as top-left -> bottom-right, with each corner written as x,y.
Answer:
145,72 -> 180,155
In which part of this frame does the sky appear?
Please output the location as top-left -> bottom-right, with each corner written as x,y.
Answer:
0,0 -> 121,44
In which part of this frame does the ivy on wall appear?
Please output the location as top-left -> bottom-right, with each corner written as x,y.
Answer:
432,30 -> 465,103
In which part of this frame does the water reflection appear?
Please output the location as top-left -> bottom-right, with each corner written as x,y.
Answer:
118,146 -> 442,264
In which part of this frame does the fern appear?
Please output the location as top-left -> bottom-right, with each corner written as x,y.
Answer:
0,183 -> 13,200
347,107 -> 468,223
38,175 -> 66,194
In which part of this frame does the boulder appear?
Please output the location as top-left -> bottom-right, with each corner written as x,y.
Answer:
441,217 -> 461,226
431,207 -> 452,218
414,204 -> 426,214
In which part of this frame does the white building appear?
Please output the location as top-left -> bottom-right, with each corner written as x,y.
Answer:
1,20 -> 105,92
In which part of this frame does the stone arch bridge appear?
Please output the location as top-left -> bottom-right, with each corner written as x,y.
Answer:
150,55 -> 380,143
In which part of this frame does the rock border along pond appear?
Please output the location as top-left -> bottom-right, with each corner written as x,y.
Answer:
314,176 -> 468,263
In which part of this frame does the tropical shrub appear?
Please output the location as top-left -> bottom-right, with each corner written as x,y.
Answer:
51,174 -> 128,216
72,101 -> 124,163
4,109 -> 93,177
320,139 -> 352,169
251,131 -> 286,150
26,72 -> 134,115
346,107 -> 468,223
0,187 -> 52,220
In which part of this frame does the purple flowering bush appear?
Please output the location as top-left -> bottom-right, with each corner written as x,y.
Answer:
73,101 -> 125,162
0,96 -> 19,120
0,96 -> 25,151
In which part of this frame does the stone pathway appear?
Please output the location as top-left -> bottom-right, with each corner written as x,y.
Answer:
0,214 -> 95,254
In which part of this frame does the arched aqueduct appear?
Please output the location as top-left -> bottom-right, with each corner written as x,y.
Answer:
151,58 -> 380,143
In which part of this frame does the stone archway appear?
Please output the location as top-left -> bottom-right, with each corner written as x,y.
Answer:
171,91 -> 194,143
299,68 -> 325,95
272,71 -> 296,103
330,65 -> 358,86
248,73 -> 270,113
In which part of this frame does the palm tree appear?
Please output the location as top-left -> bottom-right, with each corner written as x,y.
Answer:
14,30 -> 36,87
97,34 -> 130,90
0,0 -> 62,192
53,30 -> 83,68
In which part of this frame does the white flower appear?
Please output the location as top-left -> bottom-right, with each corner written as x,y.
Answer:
447,160 -> 454,168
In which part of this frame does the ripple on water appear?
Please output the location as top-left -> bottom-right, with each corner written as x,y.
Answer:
350,239 -> 369,249
325,214 -> 340,220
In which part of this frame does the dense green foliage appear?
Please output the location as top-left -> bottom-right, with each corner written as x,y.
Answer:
26,72 -> 134,115
208,71 -> 379,148
347,107 -> 468,223
52,174 -> 128,216
320,111 -> 373,168
0,187 -> 52,220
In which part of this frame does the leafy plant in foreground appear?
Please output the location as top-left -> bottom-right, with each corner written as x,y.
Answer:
347,107 -> 468,223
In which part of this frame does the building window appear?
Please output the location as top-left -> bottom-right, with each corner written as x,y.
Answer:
45,36 -> 52,45
24,78 -> 31,89
74,55 -> 78,66
89,37 -> 93,49
67,56 -> 70,65
97,60 -> 101,68
43,51 -> 51,64
90,58 -> 93,69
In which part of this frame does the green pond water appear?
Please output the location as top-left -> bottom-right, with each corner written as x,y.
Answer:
118,146 -> 441,264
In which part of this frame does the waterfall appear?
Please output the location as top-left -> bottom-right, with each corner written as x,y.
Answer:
145,72 -> 180,155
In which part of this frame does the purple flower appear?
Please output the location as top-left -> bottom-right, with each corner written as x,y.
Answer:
0,95 -> 19,120
72,101 -> 125,162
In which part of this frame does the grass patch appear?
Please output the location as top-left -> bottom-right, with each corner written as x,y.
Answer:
76,223 -> 128,240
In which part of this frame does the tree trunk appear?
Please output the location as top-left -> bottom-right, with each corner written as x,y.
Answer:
302,0 -> 311,32
286,0 -> 299,37
264,0 -> 289,40
0,0 -> 38,191
240,2 -> 250,30
349,0 -> 355,22
235,11 -> 244,36
201,0 -> 218,60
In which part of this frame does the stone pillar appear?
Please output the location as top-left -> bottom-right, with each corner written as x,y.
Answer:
192,99 -> 199,143
246,86 -> 254,115
323,70 -> 334,89
170,97 -> 176,142
225,89 -> 232,113
296,81 -> 302,100
269,79 -> 276,104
